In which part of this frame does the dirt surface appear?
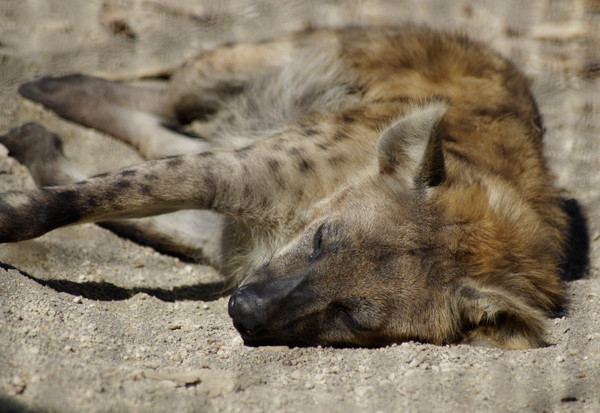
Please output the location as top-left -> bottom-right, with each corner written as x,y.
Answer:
0,1 -> 599,412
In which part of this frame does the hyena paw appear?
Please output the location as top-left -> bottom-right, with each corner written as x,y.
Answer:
18,74 -> 101,121
0,122 -> 64,167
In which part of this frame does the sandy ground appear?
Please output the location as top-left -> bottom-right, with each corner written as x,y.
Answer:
0,1 -> 599,412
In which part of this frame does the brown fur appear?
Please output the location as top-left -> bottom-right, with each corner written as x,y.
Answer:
0,26 -> 569,348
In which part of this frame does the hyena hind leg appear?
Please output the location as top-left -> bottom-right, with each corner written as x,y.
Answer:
0,123 -> 223,265
19,75 -> 208,158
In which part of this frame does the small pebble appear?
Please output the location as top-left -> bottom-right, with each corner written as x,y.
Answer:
144,361 -> 161,369
354,386 -> 370,398
11,375 -> 26,395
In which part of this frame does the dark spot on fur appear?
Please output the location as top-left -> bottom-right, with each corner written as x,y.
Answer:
54,189 -> 77,204
197,151 -> 214,158
267,159 -> 279,174
298,158 -> 313,173
303,127 -> 319,136
120,170 -> 136,177
333,131 -> 349,141
234,145 -> 252,159
341,110 -> 362,124
268,159 -> 281,176
316,143 -> 329,151
328,156 -> 346,166
116,180 -> 132,189
581,62 -> 600,80
167,157 -> 183,167
43,189 -> 82,228
103,190 -> 116,202
144,174 -> 158,181
85,197 -> 99,209
139,184 -> 152,195
91,172 -> 109,179
345,84 -> 360,95
274,175 -> 286,189
342,114 -> 355,123
234,151 -> 248,159
289,147 -> 302,157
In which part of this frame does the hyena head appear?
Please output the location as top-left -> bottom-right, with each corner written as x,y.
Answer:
229,102 -> 561,349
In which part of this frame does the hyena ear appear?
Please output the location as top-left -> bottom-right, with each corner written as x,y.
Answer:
453,282 -> 547,349
376,100 -> 448,188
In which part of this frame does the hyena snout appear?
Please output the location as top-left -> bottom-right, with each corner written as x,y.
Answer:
228,273 -> 312,345
228,284 -> 271,340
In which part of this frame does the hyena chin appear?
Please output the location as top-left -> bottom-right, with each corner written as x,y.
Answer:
1,26 -> 575,349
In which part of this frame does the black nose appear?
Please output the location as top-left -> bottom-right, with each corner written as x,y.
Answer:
228,274 -> 309,345
228,284 -> 271,340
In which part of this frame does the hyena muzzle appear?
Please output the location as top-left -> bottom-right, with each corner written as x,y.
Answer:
0,26 -> 586,348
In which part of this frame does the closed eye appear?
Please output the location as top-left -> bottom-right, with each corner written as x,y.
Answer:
309,223 -> 325,260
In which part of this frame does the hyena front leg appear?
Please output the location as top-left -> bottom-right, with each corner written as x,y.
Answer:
0,145 -> 259,243
0,123 -> 222,263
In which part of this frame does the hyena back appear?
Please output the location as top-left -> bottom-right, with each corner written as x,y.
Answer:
0,26 -> 570,348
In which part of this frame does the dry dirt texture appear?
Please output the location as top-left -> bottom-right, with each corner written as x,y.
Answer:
0,1 -> 599,412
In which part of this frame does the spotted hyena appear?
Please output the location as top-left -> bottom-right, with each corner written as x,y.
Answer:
0,26 -> 584,348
